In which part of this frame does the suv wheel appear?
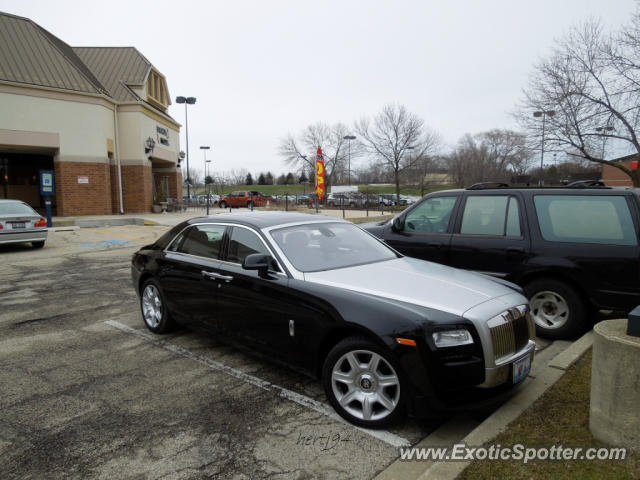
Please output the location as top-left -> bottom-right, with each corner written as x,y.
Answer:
524,278 -> 587,339
246,201 -> 253,209
322,336 -> 405,428
219,201 -> 227,208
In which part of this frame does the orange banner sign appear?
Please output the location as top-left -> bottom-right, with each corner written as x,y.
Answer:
315,146 -> 325,201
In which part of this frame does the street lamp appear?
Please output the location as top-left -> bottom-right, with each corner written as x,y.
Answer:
343,135 -> 356,186
533,110 -> 556,186
176,96 -> 196,199
200,145 -> 211,214
596,125 -> 615,160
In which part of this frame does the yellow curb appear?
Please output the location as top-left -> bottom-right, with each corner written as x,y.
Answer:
143,219 -> 159,226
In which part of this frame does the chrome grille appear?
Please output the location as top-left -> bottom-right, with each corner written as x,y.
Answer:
489,307 -> 533,362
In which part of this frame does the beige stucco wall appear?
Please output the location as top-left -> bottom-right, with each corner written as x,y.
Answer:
116,105 -> 179,167
0,90 -> 114,162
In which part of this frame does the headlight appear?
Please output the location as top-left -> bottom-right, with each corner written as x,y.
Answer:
432,329 -> 474,348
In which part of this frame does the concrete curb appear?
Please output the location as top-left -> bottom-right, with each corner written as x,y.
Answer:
374,331 -> 594,480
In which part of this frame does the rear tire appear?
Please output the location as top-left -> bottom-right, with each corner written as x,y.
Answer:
219,201 -> 227,209
524,278 -> 587,339
322,336 -> 406,428
246,201 -> 253,209
140,278 -> 174,334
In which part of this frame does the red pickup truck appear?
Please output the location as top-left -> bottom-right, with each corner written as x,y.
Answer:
218,191 -> 270,209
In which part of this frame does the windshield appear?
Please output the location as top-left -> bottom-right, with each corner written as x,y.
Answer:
270,222 -> 398,272
0,202 -> 38,216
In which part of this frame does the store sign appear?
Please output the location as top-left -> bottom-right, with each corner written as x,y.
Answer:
77,176 -> 89,184
156,125 -> 170,146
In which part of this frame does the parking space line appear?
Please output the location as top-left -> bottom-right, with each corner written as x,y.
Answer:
106,320 -> 411,448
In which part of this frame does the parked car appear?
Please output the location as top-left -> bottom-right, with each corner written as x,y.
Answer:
378,194 -> 397,206
363,184 -> 640,339
327,193 -> 356,207
0,199 -> 48,248
219,190 -> 270,209
132,212 -> 534,428
198,193 -> 219,205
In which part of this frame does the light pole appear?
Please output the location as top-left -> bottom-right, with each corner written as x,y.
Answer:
200,146 -> 210,214
176,96 -> 196,199
533,110 -> 556,186
206,159 -> 212,214
344,135 -> 356,185
596,125 -> 614,160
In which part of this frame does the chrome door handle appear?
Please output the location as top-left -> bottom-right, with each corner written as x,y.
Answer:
201,271 -> 233,283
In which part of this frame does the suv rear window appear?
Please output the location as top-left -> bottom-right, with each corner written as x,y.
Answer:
534,195 -> 637,246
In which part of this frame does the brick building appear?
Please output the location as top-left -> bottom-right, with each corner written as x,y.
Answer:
0,12 -> 182,216
602,154 -> 640,187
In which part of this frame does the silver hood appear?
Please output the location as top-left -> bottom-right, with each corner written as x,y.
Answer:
304,257 -> 526,317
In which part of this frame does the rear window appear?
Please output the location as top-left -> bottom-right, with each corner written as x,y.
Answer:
0,202 -> 38,216
534,195 -> 637,246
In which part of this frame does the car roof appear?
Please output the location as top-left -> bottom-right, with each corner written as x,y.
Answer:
186,211 -> 347,229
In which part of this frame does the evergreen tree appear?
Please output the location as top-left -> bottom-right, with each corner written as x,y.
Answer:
265,172 -> 274,185
245,173 -> 253,185
285,172 -> 295,184
299,170 -> 308,183
258,173 -> 266,185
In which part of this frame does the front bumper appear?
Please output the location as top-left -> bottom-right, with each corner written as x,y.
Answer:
479,340 -> 535,388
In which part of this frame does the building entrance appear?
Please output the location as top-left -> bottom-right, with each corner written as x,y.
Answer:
0,152 -> 56,215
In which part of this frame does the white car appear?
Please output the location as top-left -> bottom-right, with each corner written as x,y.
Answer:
0,199 -> 48,248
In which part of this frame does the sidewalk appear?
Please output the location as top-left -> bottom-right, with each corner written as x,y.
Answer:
51,207 -> 393,228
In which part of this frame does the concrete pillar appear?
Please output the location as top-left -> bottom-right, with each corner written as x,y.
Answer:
590,318 -> 640,452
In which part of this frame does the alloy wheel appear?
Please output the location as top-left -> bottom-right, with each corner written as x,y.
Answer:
331,349 -> 400,422
530,290 -> 569,329
142,284 -> 162,328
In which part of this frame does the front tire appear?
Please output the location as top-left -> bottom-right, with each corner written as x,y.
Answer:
140,279 -> 174,333
32,241 -> 45,249
322,336 -> 405,428
219,201 -> 227,209
524,278 -> 587,339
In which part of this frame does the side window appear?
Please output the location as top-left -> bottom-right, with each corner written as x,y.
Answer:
405,196 -> 457,233
534,195 -> 637,246
175,225 -> 225,259
227,227 -> 273,266
460,196 -> 520,236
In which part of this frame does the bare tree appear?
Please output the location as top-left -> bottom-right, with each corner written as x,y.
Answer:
356,104 -> 440,201
278,122 -> 353,189
446,130 -> 531,187
517,15 -> 640,185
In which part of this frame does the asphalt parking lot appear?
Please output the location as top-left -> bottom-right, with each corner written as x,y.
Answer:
0,223 -> 546,479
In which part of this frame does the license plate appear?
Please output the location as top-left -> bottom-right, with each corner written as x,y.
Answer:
513,355 -> 531,383
11,222 -> 25,229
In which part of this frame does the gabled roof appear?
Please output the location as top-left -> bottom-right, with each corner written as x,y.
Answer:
73,47 -> 151,102
0,11 -> 108,95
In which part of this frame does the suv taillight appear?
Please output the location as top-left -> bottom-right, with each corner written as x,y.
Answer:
34,218 -> 47,227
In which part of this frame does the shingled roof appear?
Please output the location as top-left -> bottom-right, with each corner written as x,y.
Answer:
0,11 -> 108,95
73,47 -> 152,102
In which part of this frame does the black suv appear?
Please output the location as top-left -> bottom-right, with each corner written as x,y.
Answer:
363,184 -> 640,339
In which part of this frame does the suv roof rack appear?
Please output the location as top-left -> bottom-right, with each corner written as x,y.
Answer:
566,180 -> 607,188
466,182 -> 509,190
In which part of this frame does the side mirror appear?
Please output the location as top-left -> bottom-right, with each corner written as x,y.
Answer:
392,216 -> 404,232
242,253 -> 272,276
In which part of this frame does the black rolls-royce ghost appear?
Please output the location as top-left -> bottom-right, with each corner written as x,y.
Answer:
131,212 -> 535,428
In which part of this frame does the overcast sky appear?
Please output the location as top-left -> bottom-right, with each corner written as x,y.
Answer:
1,0 -> 637,177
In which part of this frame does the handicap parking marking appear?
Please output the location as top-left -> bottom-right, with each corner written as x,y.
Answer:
79,239 -> 131,249
106,320 -> 411,448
